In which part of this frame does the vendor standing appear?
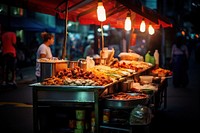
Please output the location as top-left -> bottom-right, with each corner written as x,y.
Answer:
35,32 -> 55,82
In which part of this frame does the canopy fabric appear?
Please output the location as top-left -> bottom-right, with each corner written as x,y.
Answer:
1,0 -> 173,29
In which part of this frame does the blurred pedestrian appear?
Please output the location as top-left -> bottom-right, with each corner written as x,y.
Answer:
82,36 -> 90,53
194,35 -> 200,63
16,36 -> 25,79
106,28 -> 122,58
83,40 -> 94,58
30,35 -> 40,65
35,32 -> 56,82
1,26 -> 17,86
171,32 -> 189,88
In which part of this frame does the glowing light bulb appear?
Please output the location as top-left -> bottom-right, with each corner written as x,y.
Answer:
97,1 -> 106,22
148,24 -> 155,35
140,19 -> 146,32
124,13 -> 131,31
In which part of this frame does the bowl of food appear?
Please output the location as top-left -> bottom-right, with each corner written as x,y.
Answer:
152,76 -> 161,84
139,76 -> 153,84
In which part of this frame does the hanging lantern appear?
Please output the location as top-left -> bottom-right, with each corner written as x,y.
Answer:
97,0 -> 106,22
140,18 -> 146,32
124,12 -> 131,31
148,23 -> 155,35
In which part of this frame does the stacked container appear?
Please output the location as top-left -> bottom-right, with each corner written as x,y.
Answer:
75,110 -> 85,133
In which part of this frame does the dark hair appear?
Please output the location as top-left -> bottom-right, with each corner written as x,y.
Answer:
41,32 -> 54,42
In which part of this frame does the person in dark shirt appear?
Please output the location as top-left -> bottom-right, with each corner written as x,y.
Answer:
171,32 -> 189,88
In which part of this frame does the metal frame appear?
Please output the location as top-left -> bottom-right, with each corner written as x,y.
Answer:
30,84 -> 110,133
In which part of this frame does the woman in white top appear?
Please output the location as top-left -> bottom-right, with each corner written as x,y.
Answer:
35,32 -> 55,82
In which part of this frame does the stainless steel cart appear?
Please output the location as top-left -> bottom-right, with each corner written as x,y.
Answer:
29,83 -> 115,133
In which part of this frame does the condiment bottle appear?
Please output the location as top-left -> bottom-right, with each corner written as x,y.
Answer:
145,51 -> 151,63
154,49 -> 159,68
150,56 -> 155,66
86,56 -> 95,69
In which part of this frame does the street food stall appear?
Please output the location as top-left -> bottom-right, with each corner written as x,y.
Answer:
29,54 -> 172,133
2,0 -> 173,132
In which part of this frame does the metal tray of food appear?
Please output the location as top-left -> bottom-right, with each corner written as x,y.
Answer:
29,82 -> 115,90
103,92 -> 149,109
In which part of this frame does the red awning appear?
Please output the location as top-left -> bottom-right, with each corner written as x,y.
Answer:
1,0 -> 173,29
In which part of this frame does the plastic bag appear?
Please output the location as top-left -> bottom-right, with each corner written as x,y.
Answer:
129,105 -> 152,125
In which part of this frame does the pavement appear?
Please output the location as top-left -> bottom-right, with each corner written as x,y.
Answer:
0,66 -> 36,133
16,67 -> 37,84
150,52 -> 200,133
0,52 -> 199,133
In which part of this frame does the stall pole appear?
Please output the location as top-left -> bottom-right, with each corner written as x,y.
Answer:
100,22 -> 104,49
61,0 -> 69,59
